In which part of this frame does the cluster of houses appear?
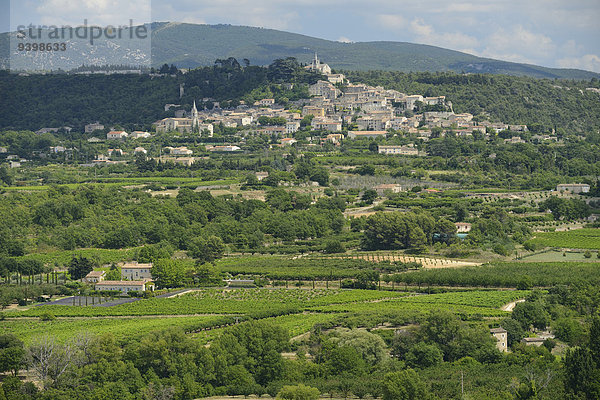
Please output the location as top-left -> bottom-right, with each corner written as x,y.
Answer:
145,54 -> 532,150
83,262 -> 154,294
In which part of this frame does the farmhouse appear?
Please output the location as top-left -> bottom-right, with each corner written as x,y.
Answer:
378,145 -> 419,156
374,184 -> 402,196
95,280 -> 153,293
106,130 -> 128,140
490,327 -> 508,352
455,222 -> 472,233
83,270 -> 105,283
556,183 -> 590,194
121,262 -> 153,280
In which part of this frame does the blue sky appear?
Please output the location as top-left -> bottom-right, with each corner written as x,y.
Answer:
3,0 -> 600,72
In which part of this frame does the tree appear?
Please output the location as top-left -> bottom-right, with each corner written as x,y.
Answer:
512,302 -> 550,331
188,235 -> 225,264
382,369 -> 430,400
405,342 -> 443,369
563,347 -> 600,398
0,335 -> 25,376
151,259 -> 186,288
67,256 -> 96,280
276,384 -> 320,400
324,240 -> 346,254
334,329 -> 388,366
361,189 -> 378,204
105,264 -> 121,281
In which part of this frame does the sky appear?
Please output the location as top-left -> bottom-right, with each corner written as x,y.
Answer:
2,0 -> 600,72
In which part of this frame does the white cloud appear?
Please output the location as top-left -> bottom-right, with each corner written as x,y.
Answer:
337,36 -> 352,43
408,18 -> 479,51
557,54 -> 600,73
376,14 -> 407,31
479,26 -> 555,63
33,0 -> 151,26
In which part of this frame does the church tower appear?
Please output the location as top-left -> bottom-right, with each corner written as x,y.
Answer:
191,100 -> 199,131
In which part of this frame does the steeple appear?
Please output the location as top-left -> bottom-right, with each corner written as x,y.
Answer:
314,52 -> 319,66
191,100 -> 199,130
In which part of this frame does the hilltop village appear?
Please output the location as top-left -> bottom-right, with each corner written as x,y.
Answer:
32,54 -> 537,166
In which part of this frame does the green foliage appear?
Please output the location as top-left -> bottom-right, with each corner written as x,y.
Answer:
188,235 -> 225,264
151,259 -> 186,288
382,369 -> 431,400
67,256 -> 96,280
529,229 -> 600,250
276,384 -> 320,400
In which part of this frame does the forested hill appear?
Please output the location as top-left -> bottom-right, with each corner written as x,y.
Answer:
150,23 -> 598,79
2,22 -> 599,79
1,63 -> 600,133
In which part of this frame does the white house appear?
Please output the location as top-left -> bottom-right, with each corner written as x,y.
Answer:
347,131 -> 387,139
378,145 -> 419,156
121,262 -> 152,280
169,146 -> 193,156
134,147 -> 147,154
130,131 -> 152,139
556,184 -> 590,194
106,130 -> 128,140
286,121 -> 301,135
83,270 -> 105,283
85,122 -> 104,133
281,138 -> 297,146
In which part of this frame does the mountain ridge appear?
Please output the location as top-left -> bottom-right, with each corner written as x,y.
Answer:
1,21 -> 598,79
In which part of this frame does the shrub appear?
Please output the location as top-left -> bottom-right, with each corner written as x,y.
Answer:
584,250 -> 592,259
39,312 -> 56,321
276,384 -> 320,400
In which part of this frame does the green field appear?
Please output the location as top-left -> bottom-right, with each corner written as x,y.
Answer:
520,250 -> 600,262
0,315 -> 232,344
393,261 -> 600,287
4,288 -> 522,344
529,229 -> 600,250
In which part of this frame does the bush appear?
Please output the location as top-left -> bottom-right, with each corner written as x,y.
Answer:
584,250 -> 592,258
276,384 -> 320,400
324,240 -> 346,254
39,312 -> 56,321
493,244 -> 509,256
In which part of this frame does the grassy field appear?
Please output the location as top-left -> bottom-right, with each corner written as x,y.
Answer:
520,250 -> 600,262
529,228 -> 600,250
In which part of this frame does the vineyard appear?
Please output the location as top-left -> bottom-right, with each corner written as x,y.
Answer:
3,288 -> 524,344
529,229 -> 600,250
391,261 -> 600,287
0,315 -> 233,344
317,252 -> 480,268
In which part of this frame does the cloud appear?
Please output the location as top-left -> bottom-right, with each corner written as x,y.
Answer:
33,0 -> 151,26
408,18 -> 479,51
337,36 -> 352,43
376,14 -> 407,31
479,26 -> 555,64
557,54 -> 600,73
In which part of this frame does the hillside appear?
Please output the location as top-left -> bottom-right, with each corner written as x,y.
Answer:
1,22 -> 599,79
